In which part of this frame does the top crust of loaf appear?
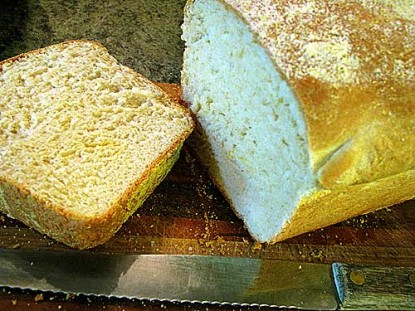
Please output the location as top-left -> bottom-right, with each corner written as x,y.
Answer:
202,0 -> 415,188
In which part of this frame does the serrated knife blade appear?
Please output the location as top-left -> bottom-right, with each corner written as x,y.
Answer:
0,249 -> 414,310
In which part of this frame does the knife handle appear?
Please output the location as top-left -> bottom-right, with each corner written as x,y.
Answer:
332,263 -> 415,310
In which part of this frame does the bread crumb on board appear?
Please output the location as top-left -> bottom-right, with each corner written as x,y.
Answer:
34,293 -> 44,302
251,241 -> 263,252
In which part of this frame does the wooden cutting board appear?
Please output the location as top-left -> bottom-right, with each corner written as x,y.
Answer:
1,139 -> 414,265
1,84 -> 414,310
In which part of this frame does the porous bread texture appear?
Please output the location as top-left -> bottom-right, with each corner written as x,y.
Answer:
182,0 -> 415,243
182,0 -> 316,242
0,40 -> 194,249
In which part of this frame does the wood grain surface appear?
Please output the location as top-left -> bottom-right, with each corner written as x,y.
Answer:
0,84 -> 414,310
333,263 -> 415,310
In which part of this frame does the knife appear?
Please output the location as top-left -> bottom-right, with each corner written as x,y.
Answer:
0,249 -> 414,310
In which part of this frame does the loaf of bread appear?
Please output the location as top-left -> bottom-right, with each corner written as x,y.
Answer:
0,40 -> 194,249
182,0 -> 415,243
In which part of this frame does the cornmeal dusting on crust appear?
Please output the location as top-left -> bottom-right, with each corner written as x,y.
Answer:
224,0 -> 414,86
361,0 -> 415,20
222,0 -> 415,186
182,0 -> 415,244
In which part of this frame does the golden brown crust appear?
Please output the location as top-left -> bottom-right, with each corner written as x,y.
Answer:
0,148 -> 181,249
275,169 -> 415,242
156,83 -> 189,108
0,41 -> 194,249
183,0 -> 415,243
220,0 -> 415,188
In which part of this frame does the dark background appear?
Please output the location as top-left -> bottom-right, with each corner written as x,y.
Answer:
0,0 -> 186,83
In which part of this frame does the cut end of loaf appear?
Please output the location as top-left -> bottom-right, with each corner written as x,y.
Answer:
182,0 -> 316,242
0,40 -> 193,248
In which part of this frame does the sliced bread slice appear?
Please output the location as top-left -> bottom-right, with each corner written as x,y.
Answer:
0,40 -> 194,249
182,0 -> 415,243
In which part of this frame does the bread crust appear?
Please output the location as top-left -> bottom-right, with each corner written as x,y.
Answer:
275,169 -> 415,242
183,0 -> 415,242
212,0 -> 415,188
0,148 -> 181,249
0,40 -> 194,249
